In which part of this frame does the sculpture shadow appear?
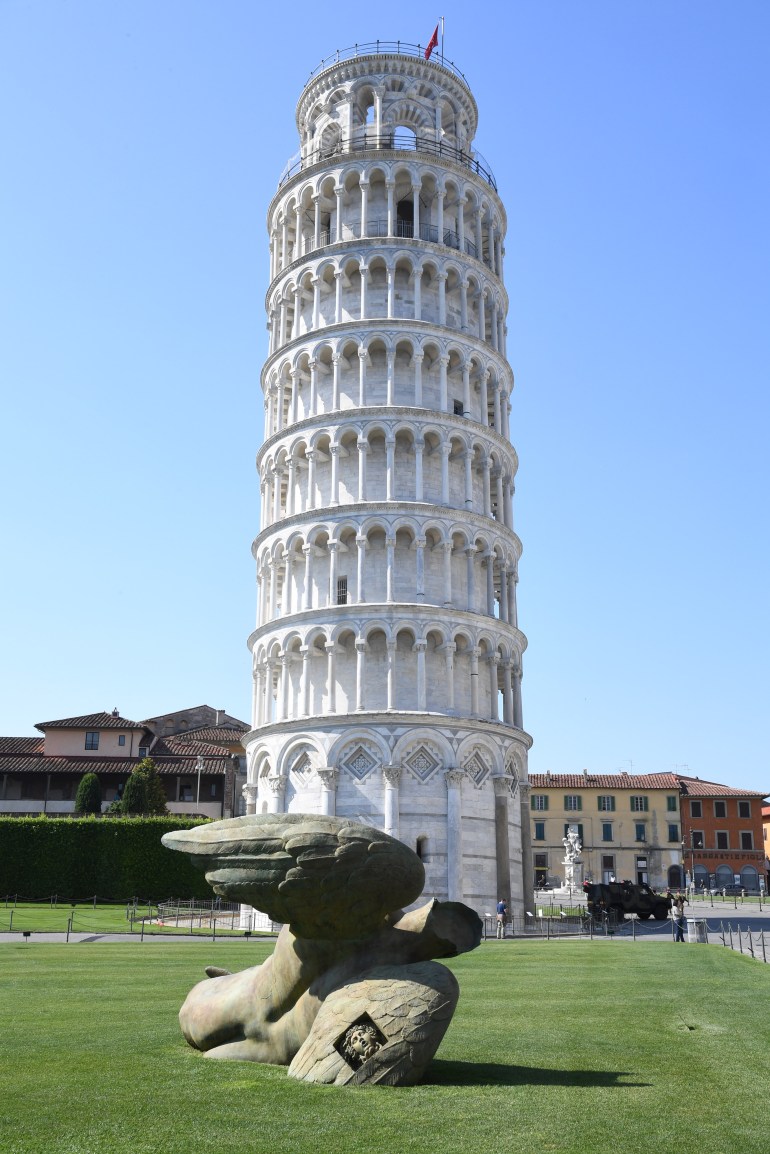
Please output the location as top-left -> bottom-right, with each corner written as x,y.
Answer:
425,1060 -> 649,1089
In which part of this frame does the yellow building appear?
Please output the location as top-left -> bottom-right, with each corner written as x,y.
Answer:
528,772 -> 683,890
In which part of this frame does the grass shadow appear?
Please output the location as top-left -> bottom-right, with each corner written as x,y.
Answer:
426,1059 -> 649,1088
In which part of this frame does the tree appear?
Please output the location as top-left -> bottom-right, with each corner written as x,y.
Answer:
120,770 -> 148,815
121,758 -> 168,816
74,772 -> 102,815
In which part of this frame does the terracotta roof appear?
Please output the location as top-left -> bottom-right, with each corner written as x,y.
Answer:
35,712 -> 146,732
528,772 -> 681,790
676,775 -> 766,799
0,736 -> 45,756
150,735 -> 234,757
179,726 -> 248,744
0,754 -> 229,777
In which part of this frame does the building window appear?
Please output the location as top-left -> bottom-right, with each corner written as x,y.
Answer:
534,821 -> 545,841
118,734 -> 126,747
601,822 -> 613,842
597,795 -> 615,812
453,399 -> 464,416
630,796 -> 648,812
531,795 -> 548,811
691,831 -> 704,850
741,831 -> 754,850
564,795 -> 582,812
534,853 -> 548,886
714,800 -> 726,818
564,823 -> 584,841
666,795 -> 678,812
716,831 -> 729,850
635,823 -> 647,842
336,576 -> 348,605
668,824 -> 679,842
738,801 -> 751,819
690,800 -> 702,818
85,731 -> 99,751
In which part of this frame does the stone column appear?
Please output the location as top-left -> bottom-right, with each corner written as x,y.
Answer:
329,444 -> 340,505
440,442 -> 451,504
415,537 -> 426,601
502,660 -> 514,724
306,449 -> 316,508
492,775 -> 513,910
441,642 -> 456,711
312,195 -> 321,250
300,645 -> 311,717
355,638 -> 367,711
482,457 -> 491,516
470,647 -> 480,716
442,540 -> 453,606
512,665 -> 524,729
242,782 -> 258,816
488,654 -> 500,722
332,354 -> 341,409
438,355 -> 449,412
414,640 -> 427,710
460,279 -> 468,331
334,270 -> 343,324
317,768 -> 339,817
463,450 -> 473,508
386,180 -> 395,235
283,549 -> 293,615
385,536 -> 396,602
334,186 -> 343,243
465,546 -> 476,611
484,552 -> 495,614
359,179 -> 369,238
267,775 -> 285,814
359,265 -> 369,319
385,438 -> 395,498
413,265 -> 422,321
325,643 -> 338,713
357,439 -> 368,501
386,265 -> 395,318
412,183 -> 421,238
386,640 -> 397,710
327,540 -> 339,607
383,765 -> 402,838
437,273 -> 447,326
519,781 -> 536,915
356,534 -> 367,603
499,567 -> 509,623
358,346 -> 367,406
308,359 -> 318,414
445,769 -> 465,903
302,545 -> 314,611
414,438 -> 424,500
413,352 -> 424,407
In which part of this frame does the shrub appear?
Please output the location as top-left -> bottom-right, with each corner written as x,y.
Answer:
121,758 -> 168,816
0,816 -> 212,900
74,773 -> 102,815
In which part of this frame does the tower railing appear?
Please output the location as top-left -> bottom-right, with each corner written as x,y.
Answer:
305,41 -> 471,89
278,131 -> 496,191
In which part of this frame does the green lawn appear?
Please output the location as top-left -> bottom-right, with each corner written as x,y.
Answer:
1,939 -> 767,1154
0,902 -> 252,937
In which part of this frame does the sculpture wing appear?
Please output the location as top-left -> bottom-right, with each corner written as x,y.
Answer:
162,813 -> 424,939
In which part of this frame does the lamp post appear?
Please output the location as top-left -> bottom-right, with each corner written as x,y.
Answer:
195,755 -> 204,811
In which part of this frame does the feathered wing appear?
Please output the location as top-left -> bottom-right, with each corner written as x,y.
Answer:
287,961 -> 459,1086
162,813 -> 425,939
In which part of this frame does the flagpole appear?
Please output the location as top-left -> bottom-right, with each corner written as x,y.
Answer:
440,16 -> 444,65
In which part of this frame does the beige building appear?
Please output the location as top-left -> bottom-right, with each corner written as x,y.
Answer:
0,706 -> 248,820
528,772 -> 683,890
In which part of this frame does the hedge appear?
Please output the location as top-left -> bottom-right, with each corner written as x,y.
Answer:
0,817 -> 216,901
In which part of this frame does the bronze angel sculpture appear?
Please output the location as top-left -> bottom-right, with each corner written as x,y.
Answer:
162,814 -> 482,1086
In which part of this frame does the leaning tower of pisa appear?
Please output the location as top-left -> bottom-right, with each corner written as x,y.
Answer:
243,41 -> 534,917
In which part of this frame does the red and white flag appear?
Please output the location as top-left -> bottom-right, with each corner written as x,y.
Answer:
425,23 -> 439,59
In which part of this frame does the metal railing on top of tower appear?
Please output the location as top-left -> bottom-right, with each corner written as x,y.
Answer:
305,42 -> 471,89
278,131 -> 497,192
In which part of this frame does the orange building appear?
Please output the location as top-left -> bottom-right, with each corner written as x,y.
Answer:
678,775 -> 766,892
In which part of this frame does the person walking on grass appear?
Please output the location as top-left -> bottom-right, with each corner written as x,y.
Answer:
496,898 -> 508,939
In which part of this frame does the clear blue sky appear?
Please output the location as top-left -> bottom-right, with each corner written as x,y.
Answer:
1,2 -> 768,794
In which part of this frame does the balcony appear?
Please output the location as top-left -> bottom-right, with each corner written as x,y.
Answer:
279,130 -> 497,192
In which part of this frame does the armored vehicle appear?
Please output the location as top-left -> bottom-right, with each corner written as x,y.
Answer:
583,881 -> 672,922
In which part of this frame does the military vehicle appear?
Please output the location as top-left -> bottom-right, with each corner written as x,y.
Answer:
583,881 -> 672,922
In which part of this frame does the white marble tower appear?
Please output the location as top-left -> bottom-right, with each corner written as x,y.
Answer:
243,41 -> 534,917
